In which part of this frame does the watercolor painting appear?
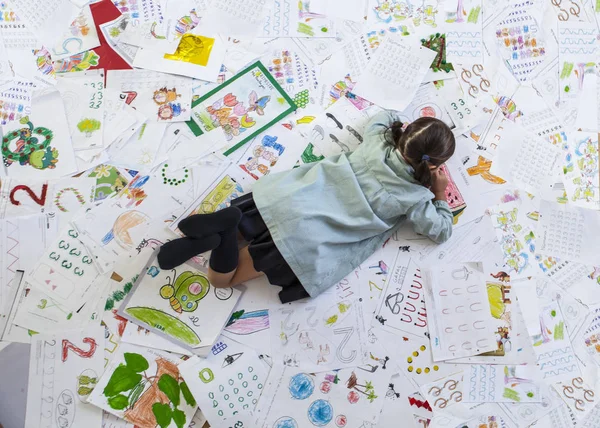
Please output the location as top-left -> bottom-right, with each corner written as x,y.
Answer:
188,61 -> 296,156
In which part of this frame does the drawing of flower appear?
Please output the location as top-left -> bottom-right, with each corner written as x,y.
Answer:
93,165 -> 112,178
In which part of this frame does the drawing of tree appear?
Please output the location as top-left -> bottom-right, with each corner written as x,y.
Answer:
103,353 -> 196,428
77,118 -> 102,137
346,372 -> 379,403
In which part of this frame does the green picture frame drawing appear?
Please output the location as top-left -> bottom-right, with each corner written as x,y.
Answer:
186,61 -> 297,156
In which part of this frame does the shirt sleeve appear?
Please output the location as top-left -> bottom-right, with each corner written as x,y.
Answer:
363,109 -> 403,140
406,199 -> 453,244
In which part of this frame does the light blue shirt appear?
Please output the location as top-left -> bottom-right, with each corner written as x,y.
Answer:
253,110 -> 453,297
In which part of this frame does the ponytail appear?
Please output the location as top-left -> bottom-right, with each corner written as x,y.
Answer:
413,158 -> 433,187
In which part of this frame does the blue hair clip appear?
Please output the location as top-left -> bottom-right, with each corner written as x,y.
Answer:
422,155 -> 430,162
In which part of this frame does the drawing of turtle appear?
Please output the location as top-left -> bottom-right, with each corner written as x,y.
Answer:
159,268 -> 211,313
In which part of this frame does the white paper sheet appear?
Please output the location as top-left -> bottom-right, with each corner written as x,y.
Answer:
106,70 -> 193,123
466,364 -> 542,403
51,5 -> 100,59
119,251 -> 242,351
88,343 -> 198,428
269,295 -> 369,371
538,200 -> 600,266
374,255 -> 430,340
424,262 -> 498,361
179,337 -> 270,425
24,325 -> 105,428
261,0 -> 336,38
9,0 -> 79,47
1,91 -> 78,178
202,0 -> 268,37
352,35 -> 437,111
490,126 -> 561,196
133,31 -> 227,82
444,0 -> 484,63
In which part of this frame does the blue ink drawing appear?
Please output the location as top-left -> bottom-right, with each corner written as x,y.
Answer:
273,416 -> 299,428
307,399 -> 333,426
289,373 -> 314,400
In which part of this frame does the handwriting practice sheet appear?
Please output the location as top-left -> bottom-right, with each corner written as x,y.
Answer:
270,296 -> 369,372
352,34 -> 437,111
424,262 -> 497,361
25,325 -> 105,428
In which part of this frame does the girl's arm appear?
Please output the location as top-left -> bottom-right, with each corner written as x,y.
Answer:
363,109 -> 402,139
405,199 -> 453,244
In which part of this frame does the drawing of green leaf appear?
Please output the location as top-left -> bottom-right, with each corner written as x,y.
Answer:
338,302 -> 350,313
325,315 -> 338,326
77,386 -> 94,396
128,380 -> 146,408
124,353 -> 149,373
103,366 -> 142,397
158,374 -> 180,407
78,375 -> 94,385
172,408 -> 186,428
180,381 -> 196,407
107,394 -> 129,410
152,403 -> 173,428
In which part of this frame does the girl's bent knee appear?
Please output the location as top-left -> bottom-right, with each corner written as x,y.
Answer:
208,270 -> 234,288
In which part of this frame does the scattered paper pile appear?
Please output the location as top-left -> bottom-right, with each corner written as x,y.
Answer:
1,0 -> 600,427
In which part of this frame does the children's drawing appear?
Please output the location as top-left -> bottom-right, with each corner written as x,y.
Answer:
89,344 -> 197,428
86,164 -> 130,201
24,326 -> 105,428
2,116 -> 58,170
107,70 -> 193,123
420,33 -> 453,73
188,61 -> 297,156
256,361 -> 391,427
486,202 -> 537,279
531,302 -> 581,383
262,0 -> 335,37
225,309 -> 270,335
563,132 -> 600,209
439,164 -> 466,224
239,134 -> 284,179
158,268 -> 210,313
179,339 -> 270,426
197,175 -> 243,215
120,252 -> 241,350
153,87 -> 185,121
77,118 -> 102,137
271,297 -> 368,372
466,364 -> 541,403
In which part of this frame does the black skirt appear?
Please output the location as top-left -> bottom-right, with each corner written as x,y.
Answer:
230,193 -> 310,304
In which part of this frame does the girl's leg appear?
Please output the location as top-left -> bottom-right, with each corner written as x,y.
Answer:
208,246 -> 264,288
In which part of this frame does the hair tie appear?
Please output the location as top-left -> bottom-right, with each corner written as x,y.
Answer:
422,155 -> 430,162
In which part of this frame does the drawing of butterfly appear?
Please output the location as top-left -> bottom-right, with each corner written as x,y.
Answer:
159,269 -> 210,313
247,91 -> 270,115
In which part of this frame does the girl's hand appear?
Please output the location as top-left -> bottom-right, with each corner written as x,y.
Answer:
431,169 -> 449,201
